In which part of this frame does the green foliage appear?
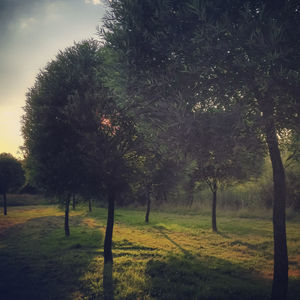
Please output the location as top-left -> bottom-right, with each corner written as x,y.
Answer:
191,108 -> 265,189
22,40 -> 103,197
0,153 -> 25,194
22,39 -> 140,202
103,0 -> 300,176
285,149 -> 300,210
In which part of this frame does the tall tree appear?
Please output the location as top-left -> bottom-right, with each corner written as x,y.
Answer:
0,153 -> 25,215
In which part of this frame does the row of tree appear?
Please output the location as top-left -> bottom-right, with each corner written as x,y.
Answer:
100,1 -> 299,299
21,1 -> 299,299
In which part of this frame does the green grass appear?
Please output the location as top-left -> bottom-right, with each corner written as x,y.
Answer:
0,205 -> 299,299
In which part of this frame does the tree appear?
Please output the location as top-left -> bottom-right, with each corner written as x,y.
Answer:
59,45 -> 141,263
22,40 -> 103,236
191,109 -> 265,231
102,1 -> 300,298
82,104 -> 140,264
0,153 -> 25,215
134,152 -> 181,223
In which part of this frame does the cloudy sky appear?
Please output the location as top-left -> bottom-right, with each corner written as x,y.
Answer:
0,0 -> 106,158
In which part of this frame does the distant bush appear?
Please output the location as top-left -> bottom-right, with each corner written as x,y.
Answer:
0,194 -> 51,206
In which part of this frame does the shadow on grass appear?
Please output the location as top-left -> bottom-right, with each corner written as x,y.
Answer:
0,215 -> 104,300
145,254 -> 272,300
103,263 -> 114,300
113,239 -> 156,252
146,229 -> 300,300
151,226 -> 269,299
146,255 -> 300,300
216,230 -> 230,238
155,225 -> 192,257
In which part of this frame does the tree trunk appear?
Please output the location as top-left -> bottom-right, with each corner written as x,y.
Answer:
72,194 -> 76,210
145,192 -> 151,223
3,192 -> 7,216
89,198 -> 92,212
104,190 -> 115,264
187,178 -> 195,207
263,114 -> 288,300
188,191 -> 194,207
212,179 -> 217,232
64,196 -> 70,237
163,191 -> 167,202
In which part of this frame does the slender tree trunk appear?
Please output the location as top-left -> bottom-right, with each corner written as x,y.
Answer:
145,192 -> 151,223
104,190 -> 115,264
188,191 -> 194,207
263,114 -> 288,300
3,192 -> 7,216
163,191 -> 167,202
155,194 -> 159,204
72,194 -> 76,210
89,198 -> 92,212
187,178 -> 195,207
64,196 -> 70,237
212,179 -> 217,232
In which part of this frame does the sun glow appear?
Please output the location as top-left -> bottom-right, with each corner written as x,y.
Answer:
100,116 -> 120,135
0,106 -> 23,158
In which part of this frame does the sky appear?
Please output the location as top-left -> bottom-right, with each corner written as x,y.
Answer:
0,0 -> 106,158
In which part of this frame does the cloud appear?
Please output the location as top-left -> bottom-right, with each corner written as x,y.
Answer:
43,1 -> 66,23
84,0 -> 102,5
19,17 -> 36,30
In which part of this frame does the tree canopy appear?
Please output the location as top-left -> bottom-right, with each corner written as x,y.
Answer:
22,40 -> 104,197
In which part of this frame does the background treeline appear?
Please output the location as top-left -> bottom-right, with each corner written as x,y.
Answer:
3,149 -> 299,211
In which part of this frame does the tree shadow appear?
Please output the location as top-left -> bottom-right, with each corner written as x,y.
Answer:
103,263 -> 114,300
0,215 -> 104,300
145,231 -> 300,300
155,225 -> 192,257
152,226 -> 271,299
216,230 -> 230,238
145,254 -> 271,300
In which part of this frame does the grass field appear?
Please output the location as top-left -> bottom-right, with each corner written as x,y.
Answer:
0,205 -> 299,300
